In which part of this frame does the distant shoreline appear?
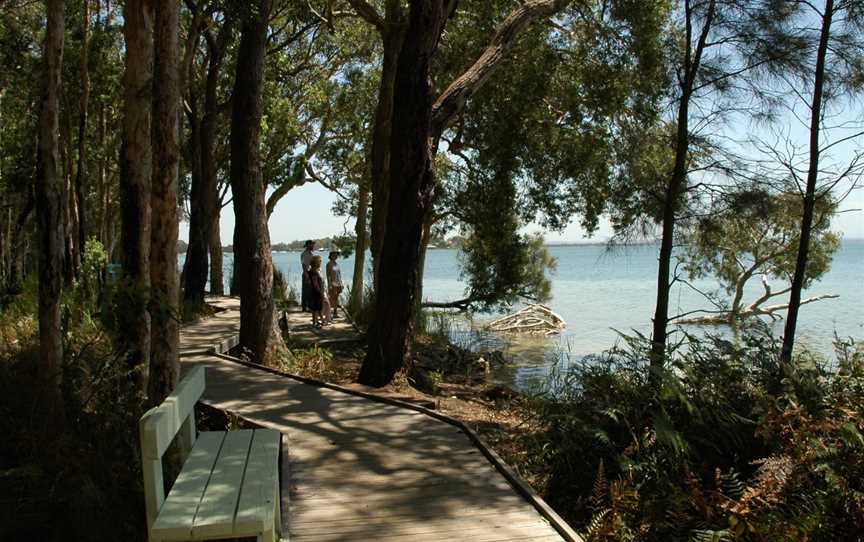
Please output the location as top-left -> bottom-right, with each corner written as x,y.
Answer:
178,237 -> 864,254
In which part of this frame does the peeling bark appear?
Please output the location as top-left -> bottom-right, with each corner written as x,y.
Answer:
209,212 -> 223,295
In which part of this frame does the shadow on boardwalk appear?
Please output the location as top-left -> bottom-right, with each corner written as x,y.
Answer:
180,296 -> 572,541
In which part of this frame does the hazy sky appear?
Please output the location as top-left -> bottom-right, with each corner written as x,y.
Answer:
178,179 -> 862,245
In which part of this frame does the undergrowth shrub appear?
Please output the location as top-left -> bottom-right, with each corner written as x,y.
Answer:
273,343 -> 341,381
345,284 -> 375,330
273,268 -> 287,306
514,330 -> 864,542
0,290 -> 146,542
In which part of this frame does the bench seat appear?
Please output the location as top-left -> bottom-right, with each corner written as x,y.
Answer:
151,429 -> 281,541
140,367 -> 282,542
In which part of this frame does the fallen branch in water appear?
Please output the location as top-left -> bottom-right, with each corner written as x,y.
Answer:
486,304 -> 566,335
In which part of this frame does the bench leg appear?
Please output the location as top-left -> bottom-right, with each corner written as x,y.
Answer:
274,479 -> 283,538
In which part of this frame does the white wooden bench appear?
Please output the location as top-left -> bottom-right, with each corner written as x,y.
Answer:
139,366 -> 282,542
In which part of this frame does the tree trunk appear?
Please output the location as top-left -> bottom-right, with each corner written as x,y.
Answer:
649,0 -> 715,368
780,0 -> 833,365
199,28 -> 228,298
359,0 -> 572,387
369,21 -> 405,290
75,0 -> 91,265
62,105 -> 77,284
148,0 -> 180,404
209,212 -> 223,295
35,0 -> 66,432
8,189 -> 35,290
350,182 -> 369,310
97,103 -> 107,247
120,0 -> 154,391
230,0 -> 280,364
183,93 -> 207,312
360,0 -> 447,387
415,214 -> 432,304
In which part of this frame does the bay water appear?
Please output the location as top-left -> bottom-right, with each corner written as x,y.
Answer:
211,239 -> 863,391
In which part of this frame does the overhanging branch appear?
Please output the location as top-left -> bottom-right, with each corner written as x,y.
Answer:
430,0 -> 571,139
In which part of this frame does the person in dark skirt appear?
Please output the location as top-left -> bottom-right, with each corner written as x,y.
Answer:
308,255 -> 325,327
300,240 -> 315,311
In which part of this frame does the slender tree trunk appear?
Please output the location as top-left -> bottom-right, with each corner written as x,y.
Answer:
183,96 -> 207,312
148,0 -> 180,403
75,0 -> 91,264
415,214 -> 432,304
360,0 -> 447,387
98,103 -> 107,247
350,182 -> 369,310
35,0 -> 66,431
369,22 -> 405,290
781,0 -> 833,365
209,212 -> 224,295
230,0 -> 280,364
1,208 -> 7,285
649,0 -> 714,368
8,189 -> 35,290
61,106 -> 77,284
185,26 -> 229,305
120,0 -> 154,391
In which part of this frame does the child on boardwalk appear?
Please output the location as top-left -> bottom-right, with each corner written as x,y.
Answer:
326,250 -> 343,319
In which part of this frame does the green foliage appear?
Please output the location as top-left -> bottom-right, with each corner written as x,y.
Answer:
328,232 -> 356,260
0,293 -> 146,541
345,284 -> 375,330
513,331 -> 864,541
75,238 -> 109,310
447,159 -> 556,311
683,190 -> 840,294
678,189 -> 841,321
273,343 -> 340,382
459,226 -> 556,312
273,267 -> 287,305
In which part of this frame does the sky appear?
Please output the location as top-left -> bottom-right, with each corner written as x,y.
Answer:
179,179 -> 862,246
181,81 -> 864,246
180,168 -> 863,246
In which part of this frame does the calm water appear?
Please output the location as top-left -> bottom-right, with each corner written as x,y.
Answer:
210,239 -> 864,390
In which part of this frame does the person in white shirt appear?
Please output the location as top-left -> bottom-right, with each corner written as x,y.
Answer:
300,240 -> 315,311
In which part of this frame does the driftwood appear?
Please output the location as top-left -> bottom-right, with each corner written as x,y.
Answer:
677,293 -> 839,325
486,304 -> 566,336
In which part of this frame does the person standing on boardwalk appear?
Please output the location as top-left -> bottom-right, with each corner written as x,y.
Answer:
300,240 -> 315,311
308,255 -> 325,327
326,250 -> 343,319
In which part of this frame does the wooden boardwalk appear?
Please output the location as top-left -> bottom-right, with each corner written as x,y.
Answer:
179,297 -> 575,541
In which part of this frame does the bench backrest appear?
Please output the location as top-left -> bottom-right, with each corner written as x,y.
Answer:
139,366 -> 206,529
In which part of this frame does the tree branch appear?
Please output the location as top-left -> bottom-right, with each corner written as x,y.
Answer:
346,0 -> 384,32
430,0 -> 571,139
